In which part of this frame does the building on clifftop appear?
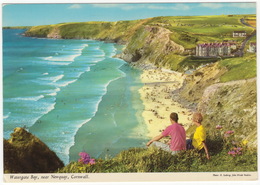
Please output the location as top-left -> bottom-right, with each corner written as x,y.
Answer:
233,31 -> 247,37
195,42 -> 233,57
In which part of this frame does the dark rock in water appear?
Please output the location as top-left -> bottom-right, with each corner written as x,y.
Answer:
4,127 -> 64,173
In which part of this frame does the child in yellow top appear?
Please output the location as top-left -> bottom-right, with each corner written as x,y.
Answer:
191,112 -> 210,160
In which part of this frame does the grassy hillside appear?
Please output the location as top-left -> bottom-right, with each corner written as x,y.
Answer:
144,15 -> 254,49
219,53 -> 256,82
25,19 -> 149,44
58,132 -> 257,173
25,14 -> 254,47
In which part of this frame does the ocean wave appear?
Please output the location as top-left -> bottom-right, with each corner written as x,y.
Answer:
5,95 -> 45,102
61,118 -> 92,164
42,44 -> 89,63
109,45 -> 117,57
39,74 -> 64,83
53,74 -> 64,83
44,61 -> 72,66
42,54 -> 80,62
46,92 -> 57,96
57,79 -> 77,87
36,88 -> 61,97
3,112 -> 11,119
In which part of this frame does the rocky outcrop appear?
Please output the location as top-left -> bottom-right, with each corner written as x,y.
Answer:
47,27 -> 61,39
4,127 -> 64,173
119,25 -> 185,66
176,63 -> 227,103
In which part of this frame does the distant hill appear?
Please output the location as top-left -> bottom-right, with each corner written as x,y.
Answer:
3,26 -> 32,29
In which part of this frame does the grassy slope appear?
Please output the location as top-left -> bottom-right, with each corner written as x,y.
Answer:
58,136 -> 257,173
144,15 -> 254,49
25,19 -> 148,43
25,15 -> 254,46
219,53 -> 256,82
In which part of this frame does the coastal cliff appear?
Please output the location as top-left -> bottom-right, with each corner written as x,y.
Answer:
4,127 -> 64,173
118,25 -> 185,68
199,77 -> 257,146
174,54 -> 257,146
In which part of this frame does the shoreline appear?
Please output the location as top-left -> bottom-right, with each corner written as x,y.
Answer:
139,68 -> 193,139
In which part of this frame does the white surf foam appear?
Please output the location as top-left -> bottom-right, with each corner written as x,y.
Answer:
6,95 -> 45,102
52,74 -> 64,83
38,74 -> 64,83
41,43 -> 89,66
58,79 -> 77,87
3,112 -> 11,119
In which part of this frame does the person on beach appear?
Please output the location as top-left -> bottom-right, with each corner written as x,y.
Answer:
186,112 -> 210,160
146,112 -> 186,155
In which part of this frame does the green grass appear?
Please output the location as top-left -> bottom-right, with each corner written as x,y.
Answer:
176,56 -> 220,72
57,134 -> 257,173
219,54 -> 256,82
145,15 -> 255,49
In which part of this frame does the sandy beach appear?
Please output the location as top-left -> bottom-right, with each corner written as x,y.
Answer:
139,68 -> 193,139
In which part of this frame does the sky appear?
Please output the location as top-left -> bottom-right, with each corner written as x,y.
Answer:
1,1 -> 257,27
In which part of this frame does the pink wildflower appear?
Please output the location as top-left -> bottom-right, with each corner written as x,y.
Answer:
216,125 -> 223,129
225,130 -> 234,134
89,158 -> 96,165
78,152 -> 95,165
228,150 -> 236,157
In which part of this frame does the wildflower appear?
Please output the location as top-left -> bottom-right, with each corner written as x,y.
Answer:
89,158 -> 96,165
216,125 -> 223,129
228,150 -> 236,157
235,147 -> 243,155
225,130 -> 234,135
78,152 -> 95,165
242,139 -> 248,146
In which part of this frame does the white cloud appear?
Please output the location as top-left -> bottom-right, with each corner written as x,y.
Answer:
68,4 -> 82,9
92,4 -> 120,8
199,3 -> 224,9
229,3 -> 256,9
170,4 -> 190,11
147,4 -> 190,10
92,4 -> 145,10
93,3 -> 190,11
200,2 -> 256,10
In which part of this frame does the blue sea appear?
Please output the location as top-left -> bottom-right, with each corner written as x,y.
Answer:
3,29 -> 148,164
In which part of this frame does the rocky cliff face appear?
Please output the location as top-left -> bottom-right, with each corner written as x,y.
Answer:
47,27 -> 61,39
177,63 -> 227,103
198,77 -> 257,146
119,25 -> 185,67
4,127 -> 64,173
